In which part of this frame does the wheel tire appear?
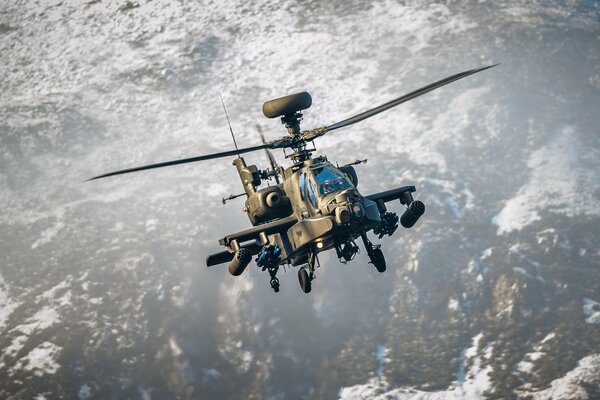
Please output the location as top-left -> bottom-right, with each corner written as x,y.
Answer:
371,248 -> 386,273
270,278 -> 280,293
298,268 -> 312,293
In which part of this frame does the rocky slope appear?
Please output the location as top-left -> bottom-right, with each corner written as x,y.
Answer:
1,0 -> 598,398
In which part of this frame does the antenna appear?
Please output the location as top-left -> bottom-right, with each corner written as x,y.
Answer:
218,91 -> 239,157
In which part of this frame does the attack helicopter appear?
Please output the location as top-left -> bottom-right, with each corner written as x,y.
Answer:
89,65 -> 497,293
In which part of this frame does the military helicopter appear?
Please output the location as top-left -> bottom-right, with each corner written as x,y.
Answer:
89,65 -> 497,293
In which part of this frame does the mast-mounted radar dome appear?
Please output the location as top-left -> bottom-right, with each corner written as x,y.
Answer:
262,91 -> 312,119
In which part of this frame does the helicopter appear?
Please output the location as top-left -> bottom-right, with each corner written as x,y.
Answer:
88,64 -> 497,293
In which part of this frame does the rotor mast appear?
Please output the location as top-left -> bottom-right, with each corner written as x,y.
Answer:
262,91 -> 315,163
280,112 -> 314,163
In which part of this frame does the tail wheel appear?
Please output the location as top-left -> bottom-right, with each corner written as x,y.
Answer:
371,248 -> 386,273
298,268 -> 312,293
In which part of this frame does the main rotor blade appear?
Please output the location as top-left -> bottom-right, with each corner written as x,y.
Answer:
323,64 -> 498,132
86,143 -> 274,181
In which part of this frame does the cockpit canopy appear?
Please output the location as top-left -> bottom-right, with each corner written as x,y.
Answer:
312,164 -> 352,196
299,163 -> 353,208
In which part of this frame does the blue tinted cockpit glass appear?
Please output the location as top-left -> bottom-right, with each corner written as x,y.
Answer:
312,166 -> 352,196
299,172 -> 306,201
313,166 -> 339,184
307,177 -> 318,208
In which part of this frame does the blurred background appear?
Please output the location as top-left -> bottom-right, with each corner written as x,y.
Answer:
0,0 -> 599,398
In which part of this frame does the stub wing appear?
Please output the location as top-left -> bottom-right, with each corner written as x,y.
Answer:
365,186 -> 416,205
205,215 -> 297,267
366,185 -> 425,229
206,242 -> 262,267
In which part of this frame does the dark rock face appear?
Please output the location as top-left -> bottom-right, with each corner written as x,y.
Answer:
1,1 -> 598,399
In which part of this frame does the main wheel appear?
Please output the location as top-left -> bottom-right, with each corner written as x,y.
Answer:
371,248 -> 386,273
298,268 -> 312,293
270,278 -> 280,293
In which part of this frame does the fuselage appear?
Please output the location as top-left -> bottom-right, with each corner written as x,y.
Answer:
229,157 -> 382,267
278,159 -> 380,265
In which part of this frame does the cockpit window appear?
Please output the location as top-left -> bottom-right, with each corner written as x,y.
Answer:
307,176 -> 318,208
311,165 -> 352,196
299,172 -> 307,201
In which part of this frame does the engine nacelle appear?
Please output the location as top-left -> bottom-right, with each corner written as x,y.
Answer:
246,186 -> 292,225
400,200 -> 425,228
228,248 -> 252,276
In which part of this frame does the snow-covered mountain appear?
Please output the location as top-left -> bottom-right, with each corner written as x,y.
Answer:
1,0 -> 598,398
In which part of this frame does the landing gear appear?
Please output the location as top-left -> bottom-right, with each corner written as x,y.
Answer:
270,277 -> 280,292
370,248 -> 386,272
256,245 -> 282,293
360,231 -> 386,273
298,247 -> 318,293
298,268 -> 311,293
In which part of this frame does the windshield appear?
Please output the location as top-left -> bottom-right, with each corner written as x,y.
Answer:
299,172 -> 307,201
311,165 -> 352,196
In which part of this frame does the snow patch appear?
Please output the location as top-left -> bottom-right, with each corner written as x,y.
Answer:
582,298 -> 600,324
31,220 -> 66,249
145,219 -> 158,233
138,387 -> 151,400
518,360 -> 535,374
481,248 -> 493,259
203,368 -> 221,380
36,277 -> 72,306
375,344 -> 388,378
16,307 -> 60,335
116,253 -> 154,272
240,350 -> 254,373
518,351 -> 544,374
169,336 -> 183,357
0,274 -> 20,331
448,298 -> 461,311
527,351 -> 544,361
3,335 -> 28,359
37,280 -> 69,301
530,354 -> 600,400
494,127 -> 599,234
541,332 -> 555,343
78,383 -> 92,399
340,333 -> 493,399
3,295 -> 64,366
12,341 -> 61,376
